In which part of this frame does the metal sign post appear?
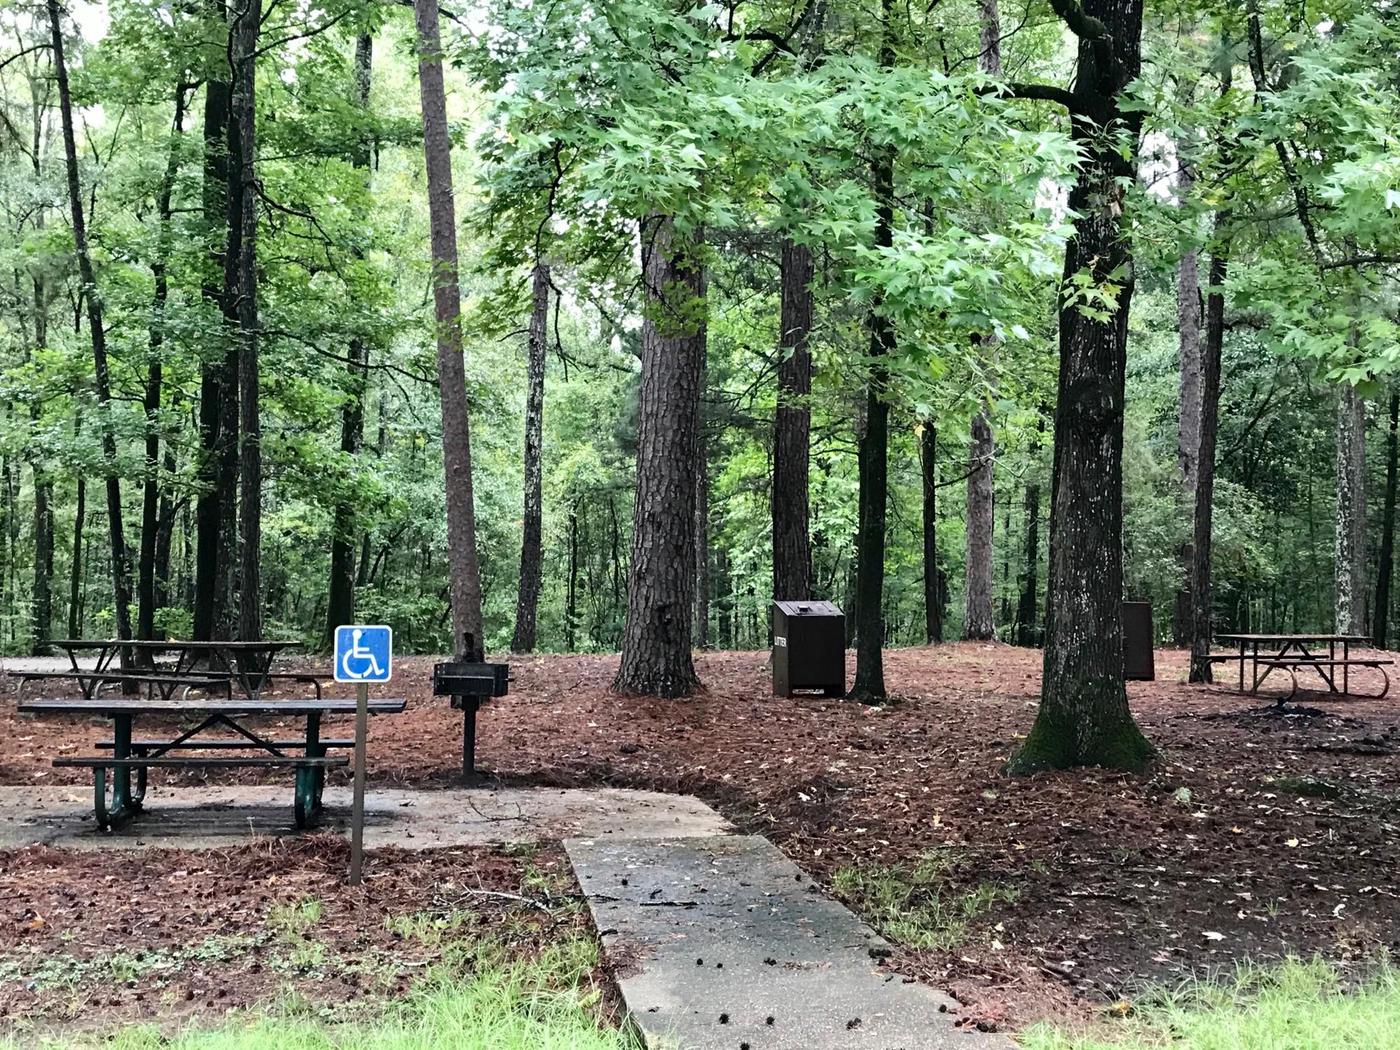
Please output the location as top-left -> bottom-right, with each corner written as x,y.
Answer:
333,625 -> 392,886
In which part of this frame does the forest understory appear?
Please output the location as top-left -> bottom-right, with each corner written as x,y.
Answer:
6,642 -> 1400,1031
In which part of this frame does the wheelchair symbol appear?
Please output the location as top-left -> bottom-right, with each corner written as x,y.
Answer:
334,625 -> 392,682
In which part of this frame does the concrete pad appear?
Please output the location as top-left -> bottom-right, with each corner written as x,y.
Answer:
0,785 -> 730,850
566,835 -> 1011,1050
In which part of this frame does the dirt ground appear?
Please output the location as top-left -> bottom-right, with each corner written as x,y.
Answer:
0,836 -> 596,1034
5,643 -> 1400,1030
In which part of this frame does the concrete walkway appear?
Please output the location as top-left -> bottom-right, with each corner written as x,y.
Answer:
0,785 -> 728,850
567,835 -> 1011,1049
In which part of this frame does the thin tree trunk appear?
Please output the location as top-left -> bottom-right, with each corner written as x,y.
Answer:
138,84 -> 186,644
512,261 -> 549,652
229,0 -> 262,641
68,466 -> 85,639
566,507 -> 579,652
1374,392 -> 1398,648
1189,244 -> 1228,682
1008,0 -> 1152,773
48,0 -> 135,658
1015,472 -> 1041,646
920,420 -> 941,643
849,0 -> 895,703
962,0 -> 1000,643
694,437 -> 710,649
193,0 -> 232,642
614,215 -> 705,697
415,0 -> 486,659
327,32 -> 373,640
1174,163 -> 1202,646
1335,381 -> 1367,636
773,239 -> 813,601
29,300 -> 53,655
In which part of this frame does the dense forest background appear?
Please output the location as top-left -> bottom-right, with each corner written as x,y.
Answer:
0,0 -> 1397,657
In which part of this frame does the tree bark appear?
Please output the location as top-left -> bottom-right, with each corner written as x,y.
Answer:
512,262 -> 550,652
1188,245 -> 1228,682
849,0 -> 895,703
1375,393 -> 1398,648
1008,0 -> 1152,773
1335,381 -> 1367,636
68,465 -> 84,639
1015,473 -> 1041,646
920,420 -> 941,643
327,32 -> 373,640
566,507 -> 579,651
47,0 -> 135,658
415,0 -> 486,659
1174,164 -> 1202,646
773,239 -> 813,601
193,0 -> 233,642
614,215 -> 705,696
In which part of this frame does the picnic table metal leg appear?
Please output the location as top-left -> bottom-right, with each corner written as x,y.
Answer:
94,714 -> 140,831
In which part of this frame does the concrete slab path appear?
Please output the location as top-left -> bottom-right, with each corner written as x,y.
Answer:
0,785 -> 729,850
567,835 -> 1011,1050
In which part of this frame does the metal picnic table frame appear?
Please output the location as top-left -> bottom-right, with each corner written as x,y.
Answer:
45,638 -> 300,701
1214,632 -> 1381,698
17,696 -> 405,830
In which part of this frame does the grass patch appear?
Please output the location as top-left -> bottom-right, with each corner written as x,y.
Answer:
4,935 -> 630,1050
1022,958 -> 1400,1049
832,849 -> 1017,951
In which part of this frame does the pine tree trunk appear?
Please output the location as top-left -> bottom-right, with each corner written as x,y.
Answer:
1189,245 -> 1228,682
193,0 -> 232,643
327,33 -> 373,641
48,0 -> 135,659
415,0 -> 486,659
1008,0 -> 1152,773
614,215 -> 705,696
511,262 -> 549,652
850,5 -> 895,703
1374,393 -> 1398,648
1335,382 -> 1367,636
921,420 -> 941,643
1174,167 -> 1202,646
773,239 -> 813,601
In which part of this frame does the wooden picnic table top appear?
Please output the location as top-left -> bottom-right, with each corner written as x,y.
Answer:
18,698 -> 405,717
1215,633 -> 1372,643
44,639 -> 300,651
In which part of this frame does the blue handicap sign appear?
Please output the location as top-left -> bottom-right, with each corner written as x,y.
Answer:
334,624 -> 393,683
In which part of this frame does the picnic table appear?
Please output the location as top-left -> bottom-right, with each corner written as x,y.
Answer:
18,696 -> 406,830
22,638 -> 312,702
1213,632 -> 1392,702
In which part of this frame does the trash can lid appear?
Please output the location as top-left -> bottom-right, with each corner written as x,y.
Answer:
773,600 -> 843,617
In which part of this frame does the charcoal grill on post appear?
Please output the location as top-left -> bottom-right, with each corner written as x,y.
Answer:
432,634 -> 509,783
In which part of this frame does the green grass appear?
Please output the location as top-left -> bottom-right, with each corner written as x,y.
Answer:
832,849 -> 1017,951
1021,958 -> 1400,1050
4,936 -> 631,1050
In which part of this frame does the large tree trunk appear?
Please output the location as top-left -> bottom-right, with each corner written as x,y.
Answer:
1174,166 -> 1202,646
614,215 -> 705,696
921,420 -> 942,643
512,261 -> 549,652
1008,0 -> 1152,773
193,1 -> 233,642
963,0 -> 1000,643
1335,382 -> 1367,636
1375,392 -> 1398,648
773,239 -> 813,602
229,0 -> 262,641
415,0 -> 486,659
326,32 -> 373,640
849,3 -> 895,703
1188,245 -> 1228,682
48,0 -> 135,658
138,85 -> 186,644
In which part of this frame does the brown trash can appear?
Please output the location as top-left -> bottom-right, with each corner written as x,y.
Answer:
1123,601 -> 1155,680
772,600 -> 846,697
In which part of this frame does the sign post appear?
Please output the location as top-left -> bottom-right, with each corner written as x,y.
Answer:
333,624 -> 392,885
